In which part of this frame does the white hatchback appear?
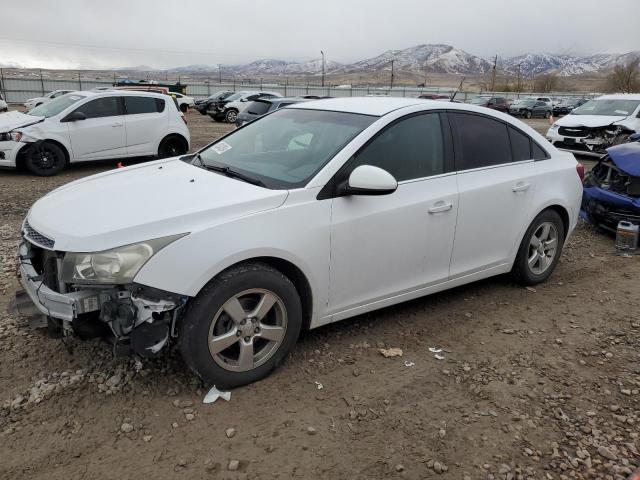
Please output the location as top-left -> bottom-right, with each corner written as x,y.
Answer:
14,97 -> 582,387
0,90 -> 190,175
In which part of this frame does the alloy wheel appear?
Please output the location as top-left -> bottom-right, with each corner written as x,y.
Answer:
208,289 -> 287,372
527,222 -> 558,275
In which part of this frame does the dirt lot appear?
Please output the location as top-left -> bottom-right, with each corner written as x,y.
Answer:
1,110 -> 639,480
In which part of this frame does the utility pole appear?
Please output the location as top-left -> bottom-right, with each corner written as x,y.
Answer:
320,50 -> 325,87
390,59 -> 395,89
516,62 -> 522,92
424,64 -> 428,87
218,64 -> 222,84
490,54 -> 497,92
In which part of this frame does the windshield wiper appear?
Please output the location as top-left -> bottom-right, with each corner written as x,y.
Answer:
192,155 -> 265,187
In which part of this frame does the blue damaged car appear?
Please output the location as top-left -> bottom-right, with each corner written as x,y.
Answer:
582,135 -> 640,231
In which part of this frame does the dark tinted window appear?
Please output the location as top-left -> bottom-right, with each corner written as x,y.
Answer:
125,96 -> 162,114
509,127 -> 532,161
450,113 -> 511,169
247,101 -> 271,115
532,142 -> 548,160
75,97 -> 120,119
351,113 -> 444,181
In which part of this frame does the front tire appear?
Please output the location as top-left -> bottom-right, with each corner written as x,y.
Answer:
544,111 -> 551,119
25,142 -> 66,176
180,262 -> 302,388
524,110 -> 532,119
180,103 -> 188,113
512,210 -> 565,286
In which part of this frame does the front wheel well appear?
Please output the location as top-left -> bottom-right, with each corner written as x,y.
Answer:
16,139 -> 70,169
209,257 -> 313,331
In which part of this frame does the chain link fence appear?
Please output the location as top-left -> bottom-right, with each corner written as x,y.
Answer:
0,72 -> 599,105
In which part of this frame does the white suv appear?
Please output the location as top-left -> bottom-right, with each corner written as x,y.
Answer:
0,90 -> 190,175
14,97 -> 582,387
0,92 -> 7,112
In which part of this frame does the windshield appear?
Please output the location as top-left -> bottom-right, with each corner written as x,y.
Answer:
28,93 -> 86,118
196,108 -> 377,189
572,99 -> 640,116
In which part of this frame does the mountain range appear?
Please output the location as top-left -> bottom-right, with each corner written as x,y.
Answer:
163,44 -> 639,78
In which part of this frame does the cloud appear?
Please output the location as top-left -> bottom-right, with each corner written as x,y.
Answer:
1,0 -> 637,69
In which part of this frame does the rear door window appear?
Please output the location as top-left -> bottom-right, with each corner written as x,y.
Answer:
74,96 -> 121,119
449,112 -> 512,170
125,96 -> 163,114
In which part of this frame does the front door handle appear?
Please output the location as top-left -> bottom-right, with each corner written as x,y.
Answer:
428,202 -> 453,214
112,123 -> 124,128
512,182 -> 530,193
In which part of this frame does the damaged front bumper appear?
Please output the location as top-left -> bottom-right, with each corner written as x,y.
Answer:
0,139 -> 25,168
547,125 -> 635,158
13,239 -> 188,357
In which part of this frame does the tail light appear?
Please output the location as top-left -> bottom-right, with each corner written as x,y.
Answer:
576,163 -> 585,181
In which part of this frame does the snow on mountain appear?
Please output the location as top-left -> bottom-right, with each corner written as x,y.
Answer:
335,44 -> 491,75
501,51 -> 640,77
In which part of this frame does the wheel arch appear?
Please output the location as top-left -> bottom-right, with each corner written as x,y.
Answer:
203,256 -> 314,331
16,139 -> 70,169
158,133 -> 189,155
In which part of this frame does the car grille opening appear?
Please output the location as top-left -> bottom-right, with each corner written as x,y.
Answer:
558,126 -> 590,138
24,221 -> 55,249
27,242 -> 61,292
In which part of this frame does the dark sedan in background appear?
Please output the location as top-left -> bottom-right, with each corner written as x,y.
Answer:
470,96 -> 510,113
509,98 -> 552,118
194,90 -> 235,115
553,98 -> 589,116
235,97 -> 313,127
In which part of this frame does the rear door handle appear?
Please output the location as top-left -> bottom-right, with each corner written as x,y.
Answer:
428,202 -> 453,214
512,182 -> 530,193
112,123 -> 124,127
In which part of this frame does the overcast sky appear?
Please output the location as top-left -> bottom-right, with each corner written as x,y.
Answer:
1,0 -> 637,70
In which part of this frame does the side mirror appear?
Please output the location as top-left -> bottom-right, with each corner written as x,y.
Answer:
339,165 -> 398,196
61,111 -> 86,122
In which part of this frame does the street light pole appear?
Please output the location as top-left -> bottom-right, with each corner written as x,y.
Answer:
320,50 -> 325,87
218,64 -> 222,84
390,59 -> 395,89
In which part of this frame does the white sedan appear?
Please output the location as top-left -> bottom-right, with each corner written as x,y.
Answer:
14,97 -> 582,387
172,92 -> 195,112
0,90 -> 190,175
24,90 -> 75,111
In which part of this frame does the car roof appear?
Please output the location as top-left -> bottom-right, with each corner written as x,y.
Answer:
288,97 -> 430,116
596,94 -> 640,101
72,89 -> 169,100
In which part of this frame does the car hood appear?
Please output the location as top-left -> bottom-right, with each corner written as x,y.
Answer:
607,142 -> 640,177
0,111 -> 44,133
554,114 -> 629,128
27,158 -> 289,252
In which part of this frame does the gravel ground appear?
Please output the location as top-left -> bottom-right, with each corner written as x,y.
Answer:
1,110 -> 638,480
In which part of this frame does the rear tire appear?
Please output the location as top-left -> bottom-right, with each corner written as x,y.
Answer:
25,142 -> 66,176
512,209 -> 565,286
158,135 -> 188,158
180,262 -> 302,388
544,111 -> 551,119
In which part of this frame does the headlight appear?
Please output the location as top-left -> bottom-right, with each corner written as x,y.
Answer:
61,234 -> 186,284
549,124 -> 559,131
11,131 -> 23,142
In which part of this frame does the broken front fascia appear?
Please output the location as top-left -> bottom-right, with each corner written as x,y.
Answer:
560,124 -> 635,155
17,238 -> 188,357
581,142 -> 640,230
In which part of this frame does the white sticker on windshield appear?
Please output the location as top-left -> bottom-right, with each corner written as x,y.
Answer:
614,110 -> 629,115
212,141 -> 232,155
